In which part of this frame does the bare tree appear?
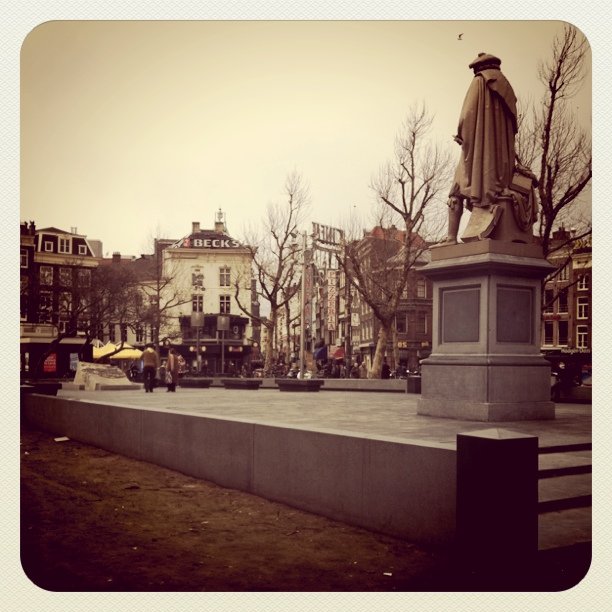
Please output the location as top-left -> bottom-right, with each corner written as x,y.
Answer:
516,23 -> 591,258
87,263 -> 142,359
30,261 -> 140,377
133,239 -> 191,351
339,104 -> 452,377
234,171 -> 310,376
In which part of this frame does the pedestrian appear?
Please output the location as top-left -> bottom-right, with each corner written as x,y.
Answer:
166,348 -> 180,392
142,344 -> 159,393
381,357 -> 391,380
359,361 -> 367,379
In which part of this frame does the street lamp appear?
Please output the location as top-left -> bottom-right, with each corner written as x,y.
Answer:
299,231 -> 308,380
191,312 -> 204,374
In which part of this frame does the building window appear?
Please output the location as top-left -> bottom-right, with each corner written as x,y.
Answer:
44,240 -> 53,252
192,294 -> 203,312
220,295 -> 231,314
577,274 -> 590,291
59,267 -> 72,287
20,249 -> 28,268
135,326 -> 144,343
577,296 -> 589,319
59,292 -> 72,316
558,320 -> 568,346
220,266 -> 231,287
395,314 -> 407,334
78,244 -> 88,256
543,321 -> 554,345
543,289 -> 554,313
58,319 -> 69,334
418,314 -> 428,334
38,292 -> 53,323
20,277 -> 28,320
558,290 -> 568,313
108,324 -> 116,343
40,265 -> 54,286
77,268 -> 91,287
120,324 -> 128,342
558,264 -> 570,282
416,279 -> 426,298
576,325 -> 589,349
192,269 -> 204,290
58,237 -> 70,254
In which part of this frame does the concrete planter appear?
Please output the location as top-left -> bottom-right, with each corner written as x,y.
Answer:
406,376 -> 422,394
275,378 -> 324,392
221,379 -> 263,390
20,382 -> 61,397
179,378 -> 214,388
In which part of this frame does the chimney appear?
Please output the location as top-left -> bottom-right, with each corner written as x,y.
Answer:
112,252 -> 121,264
214,208 -> 226,234
192,221 -> 200,234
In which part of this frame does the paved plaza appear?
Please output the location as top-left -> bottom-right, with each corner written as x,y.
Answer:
56,387 -> 592,449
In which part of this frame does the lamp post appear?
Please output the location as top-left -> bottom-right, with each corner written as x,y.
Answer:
191,312 -> 204,374
299,231 -> 307,380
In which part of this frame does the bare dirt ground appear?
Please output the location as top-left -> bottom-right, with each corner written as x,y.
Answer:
20,424 -> 588,592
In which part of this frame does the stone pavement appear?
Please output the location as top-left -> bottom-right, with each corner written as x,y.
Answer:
57,386 -> 592,449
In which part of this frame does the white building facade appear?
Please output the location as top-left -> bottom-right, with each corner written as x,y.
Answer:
161,215 -> 256,375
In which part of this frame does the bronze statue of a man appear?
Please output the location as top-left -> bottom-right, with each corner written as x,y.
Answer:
443,52 -> 520,244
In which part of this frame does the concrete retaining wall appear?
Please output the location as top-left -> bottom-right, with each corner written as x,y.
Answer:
22,394 -> 456,546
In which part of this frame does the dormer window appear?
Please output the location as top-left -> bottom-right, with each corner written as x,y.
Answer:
78,244 -> 88,256
44,241 -> 53,252
58,237 -> 70,254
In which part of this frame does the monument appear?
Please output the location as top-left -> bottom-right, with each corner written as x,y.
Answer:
417,53 -> 555,421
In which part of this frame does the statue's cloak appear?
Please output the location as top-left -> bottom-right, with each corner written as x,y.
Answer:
450,68 -> 517,208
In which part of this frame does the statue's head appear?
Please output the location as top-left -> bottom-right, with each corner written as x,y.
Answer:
469,52 -> 502,74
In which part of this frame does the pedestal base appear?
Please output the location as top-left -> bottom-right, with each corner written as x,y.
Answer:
417,358 -> 555,421
418,398 -> 555,421
416,241 -> 556,422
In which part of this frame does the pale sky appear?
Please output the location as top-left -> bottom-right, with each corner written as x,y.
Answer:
21,20 -> 591,257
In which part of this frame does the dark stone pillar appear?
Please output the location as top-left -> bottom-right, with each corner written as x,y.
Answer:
456,429 -> 538,573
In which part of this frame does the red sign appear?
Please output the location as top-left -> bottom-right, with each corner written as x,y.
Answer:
43,353 -> 57,373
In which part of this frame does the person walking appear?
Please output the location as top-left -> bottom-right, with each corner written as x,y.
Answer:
359,361 -> 367,379
166,347 -> 180,392
381,357 -> 391,380
142,344 -> 159,393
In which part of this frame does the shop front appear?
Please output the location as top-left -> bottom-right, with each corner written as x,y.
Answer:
20,325 -> 93,380
174,342 -> 252,376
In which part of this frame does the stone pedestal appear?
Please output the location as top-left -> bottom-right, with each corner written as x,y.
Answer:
417,240 -> 555,421
456,429 -> 539,570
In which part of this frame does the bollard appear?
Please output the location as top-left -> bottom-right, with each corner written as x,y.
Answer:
456,429 -> 538,577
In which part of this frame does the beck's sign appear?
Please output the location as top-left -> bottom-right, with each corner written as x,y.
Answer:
173,237 -> 241,249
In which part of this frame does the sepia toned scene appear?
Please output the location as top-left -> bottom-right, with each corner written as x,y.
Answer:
20,20 -> 592,594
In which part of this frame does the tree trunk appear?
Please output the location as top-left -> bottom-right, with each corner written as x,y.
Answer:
392,326 -> 399,371
370,321 -> 391,379
263,311 -> 277,377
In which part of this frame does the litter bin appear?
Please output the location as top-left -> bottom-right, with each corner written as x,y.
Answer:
406,375 -> 421,394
